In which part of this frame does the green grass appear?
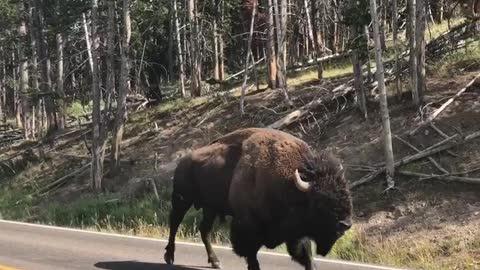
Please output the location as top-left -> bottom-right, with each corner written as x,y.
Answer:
430,40 -> 480,77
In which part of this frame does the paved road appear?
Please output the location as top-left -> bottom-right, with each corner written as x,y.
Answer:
0,220 -> 407,270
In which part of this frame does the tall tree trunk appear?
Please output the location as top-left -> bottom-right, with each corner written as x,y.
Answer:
351,25 -> 367,119
188,0 -> 202,97
240,0 -> 257,115
416,0 -> 426,106
91,0 -> 102,191
173,0 -> 186,97
111,0 -> 132,172
408,0 -> 420,108
17,1 -> 32,139
370,0 -> 395,190
266,0 -> 277,88
56,32 -> 66,130
28,0 -> 40,137
168,2 -> 175,83
37,1 -> 56,133
364,25 -> 373,82
304,0 -> 322,80
83,13 -> 94,73
106,0 -> 116,112
393,0 -> 402,98
212,0 -> 220,81
311,0 -> 324,80
379,0 -> 387,50
273,0 -> 292,105
218,0 -> 225,81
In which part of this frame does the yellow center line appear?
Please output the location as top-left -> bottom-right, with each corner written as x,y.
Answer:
0,265 -> 22,270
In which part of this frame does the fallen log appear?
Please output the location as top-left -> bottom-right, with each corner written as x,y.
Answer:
410,72 -> 480,135
398,170 -> 480,185
350,131 -> 480,189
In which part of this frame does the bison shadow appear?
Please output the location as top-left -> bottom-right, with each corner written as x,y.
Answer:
94,260 -> 212,270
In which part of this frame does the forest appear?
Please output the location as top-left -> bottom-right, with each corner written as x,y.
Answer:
0,0 -> 479,269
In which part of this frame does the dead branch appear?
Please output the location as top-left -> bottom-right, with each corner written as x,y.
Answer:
410,72 -> 480,135
394,135 -> 449,174
38,163 -> 91,195
430,123 -> 450,139
398,170 -> 480,185
350,131 -> 480,189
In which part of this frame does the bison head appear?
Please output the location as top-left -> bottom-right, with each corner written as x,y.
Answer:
293,154 -> 353,256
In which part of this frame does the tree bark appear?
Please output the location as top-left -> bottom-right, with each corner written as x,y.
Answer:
173,0 -> 186,97
212,0 -> 220,81
111,0 -> 132,172
28,0 -> 39,137
17,1 -> 32,139
408,0 -> 420,108
416,0 -> 426,105
351,25 -> 368,119
218,0 -> 225,81
82,13 -> 94,73
393,0 -> 402,98
273,0 -> 292,105
370,0 -> 395,190
106,0 -> 116,112
188,0 -> 202,97
91,0 -> 102,191
168,2 -> 175,83
304,0 -> 322,80
266,0 -> 277,88
240,0 -> 257,115
56,31 -> 66,130
311,0 -> 324,80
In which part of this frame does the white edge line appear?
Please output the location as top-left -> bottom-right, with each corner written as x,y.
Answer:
0,219 -> 407,270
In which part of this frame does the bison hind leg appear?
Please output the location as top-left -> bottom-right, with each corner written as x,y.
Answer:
286,238 -> 316,270
200,209 -> 222,269
164,193 -> 192,265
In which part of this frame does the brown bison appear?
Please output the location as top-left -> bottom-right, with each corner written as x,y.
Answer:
164,128 -> 353,270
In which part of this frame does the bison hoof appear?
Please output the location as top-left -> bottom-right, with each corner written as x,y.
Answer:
164,252 -> 174,265
211,261 -> 222,269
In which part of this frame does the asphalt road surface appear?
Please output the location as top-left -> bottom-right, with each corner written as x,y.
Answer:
0,220 -> 407,270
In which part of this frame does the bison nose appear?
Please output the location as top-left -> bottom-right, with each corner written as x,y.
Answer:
337,219 -> 352,231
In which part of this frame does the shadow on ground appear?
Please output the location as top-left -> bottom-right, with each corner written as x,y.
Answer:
95,261 -> 212,270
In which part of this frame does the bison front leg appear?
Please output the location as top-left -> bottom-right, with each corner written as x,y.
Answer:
230,219 -> 262,270
200,209 -> 222,269
164,193 -> 192,265
286,238 -> 316,270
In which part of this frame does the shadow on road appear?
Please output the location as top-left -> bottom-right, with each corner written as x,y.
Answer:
95,261 -> 211,270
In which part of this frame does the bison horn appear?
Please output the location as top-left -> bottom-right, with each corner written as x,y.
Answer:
294,169 -> 313,192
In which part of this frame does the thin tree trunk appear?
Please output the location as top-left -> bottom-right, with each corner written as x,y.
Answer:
212,0 -> 220,81
416,0 -> 426,106
168,2 -> 175,83
408,0 -> 420,108
351,25 -> 367,119
37,1 -> 56,133
304,0 -> 322,80
173,0 -> 186,97
18,1 -> 32,139
111,0 -> 132,172
240,0 -> 257,115
106,0 -> 116,112
188,0 -> 202,97
274,0 -> 292,105
56,32 -> 66,130
370,0 -> 395,190
266,0 -> 277,88
379,0 -> 387,50
83,13 -> 94,73
393,0 -> 402,98
91,0 -> 102,191
311,0 -> 324,80
364,25 -> 373,82
28,0 -> 39,138
218,0 -> 225,81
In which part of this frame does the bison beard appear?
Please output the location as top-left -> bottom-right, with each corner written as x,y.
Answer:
163,128 -> 352,270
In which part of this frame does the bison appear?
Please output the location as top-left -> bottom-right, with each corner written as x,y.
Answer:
227,129 -> 353,270
164,128 -> 353,270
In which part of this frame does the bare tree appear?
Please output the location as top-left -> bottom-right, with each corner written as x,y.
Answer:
416,0 -> 426,106
188,0 -> 202,97
304,0 -> 322,80
91,0 -> 102,190
55,0 -> 66,130
17,1 -> 32,139
408,0 -> 420,108
370,0 -> 395,190
266,0 -> 277,88
240,0 -> 257,115
393,0 -> 402,98
111,0 -> 132,171
273,0 -> 292,105
28,0 -> 40,137
173,0 -> 186,97
351,25 -> 367,119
